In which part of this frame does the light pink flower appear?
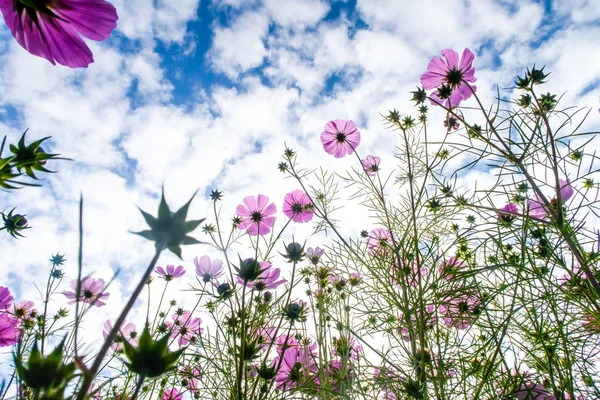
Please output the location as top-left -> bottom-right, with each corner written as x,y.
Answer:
420,48 -> 477,108
439,292 -> 482,330
321,119 -> 361,158
63,276 -> 110,307
439,257 -> 464,280
103,320 -> 138,352
0,313 -> 19,347
236,194 -> 277,236
238,261 -> 286,290
514,383 -> 556,400
194,255 -> 224,282
361,155 -> 381,177
366,228 -> 394,255
306,247 -> 324,265
11,300 -> 37,321
155,265 -> 185,281
528,179 -> 574,220
274,339 -> 318,391
0,0 -> 118,68
168,311 -> 203,346
282,189 -> 314,223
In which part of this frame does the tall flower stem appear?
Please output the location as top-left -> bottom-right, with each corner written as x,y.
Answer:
76,245 -> 164,400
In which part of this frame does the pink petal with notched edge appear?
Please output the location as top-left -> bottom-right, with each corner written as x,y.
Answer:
35,13 -> 94,67
459,48 -> 476,82
559,179 -> 574,202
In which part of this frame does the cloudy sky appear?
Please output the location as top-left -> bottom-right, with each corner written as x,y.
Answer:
0,0 -> 599,356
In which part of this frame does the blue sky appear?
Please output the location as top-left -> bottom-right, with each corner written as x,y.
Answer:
0,0 -> 599,360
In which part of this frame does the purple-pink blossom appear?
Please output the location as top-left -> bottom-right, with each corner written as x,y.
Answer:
498,203 -> 519,223
236,194 -> 277,236
194,255 -> 224,282
528,179 -> 574,220
361,155 -> 381,177
103,319 -> 138,352
0,286 -> 13,310
282,189 -> 314,223
274,338 -> 318,391
0,313 -> 19,347
11,300 -> 37,320
321,119 -> 361,158
0,0 -> 118,68
420,48 -> 477,108
63,276 -> 110,307
161,388 -> 183,400
168,311 -> 203,346
155,265 -> 185,281
237,261 -> 286,290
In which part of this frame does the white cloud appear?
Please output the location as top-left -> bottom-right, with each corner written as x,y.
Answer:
208,11 -> 271,77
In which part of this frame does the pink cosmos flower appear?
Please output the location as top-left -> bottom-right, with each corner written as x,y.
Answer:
161,388 -> 183,400
194,255 -> 224,282
63,276 -> 110,307
282,189 -> 314,223
306,247 -> 324,265
238,261 -> 286,290
514,383 -> 556,400
236,194 -> 277,236
528,179 -> 574,220
155,265 -> 185,281
498,203 -> 519,223
274,339 -> 318,391
438,257 -> 464,280
168,311 -> 203,346
103,320 -> 138,352
0,313 -> 19,346
420,48 -> 477,108
366,228 -> 394,256
11,300 -> 37,320
320,119 -> 361,158
0,286 -> 13,310
394,260 -> 425,288
398,304 -> 437,342
0,0 -> 118,68
439,292 -> 482,330
361,155 -> 381,177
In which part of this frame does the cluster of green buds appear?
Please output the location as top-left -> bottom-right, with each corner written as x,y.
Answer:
15,341 -> 76,399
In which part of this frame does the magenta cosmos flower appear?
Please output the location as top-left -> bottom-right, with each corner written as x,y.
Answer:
0,0 -> 118,68
0,313 -> 19,347
514,383 -> 556,400
498,203 -> 519,223
0,286 -> 13,310
194,255 -> 224,282
420,48 -> 477,108
439,292 -> 482,330
321,119 -> 361,158
361,155 -> 380,177
306,246 -> 324,265
283,189 -> 314,223
161,388 -> 183,400
63,276 -> 110,307
528,179 -> 574,220
236,194 -> 277,236
168,311 -> 203,346
155,265 -> 185,281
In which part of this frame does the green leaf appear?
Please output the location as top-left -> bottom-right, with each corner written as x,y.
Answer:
181,235 -> 202,245
132,230 -> 155,241
183,219 -> 205,233
168,245 -> 182,259
137,207 -> 158,229
157,187 -> 171,221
